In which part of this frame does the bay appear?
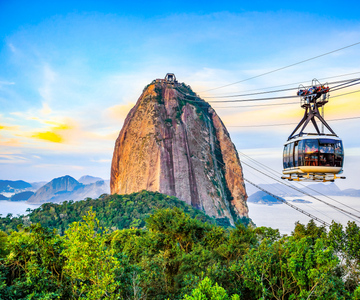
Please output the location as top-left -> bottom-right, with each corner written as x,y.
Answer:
248,196 -> 360,235
0,201 -> 40,218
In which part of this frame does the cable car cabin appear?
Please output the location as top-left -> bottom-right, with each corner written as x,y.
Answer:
282,135 -> 344,181
282,79 -> 346,182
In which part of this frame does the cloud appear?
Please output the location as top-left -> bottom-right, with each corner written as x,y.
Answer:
0,123 -> 19,131
106,103 -> 135,120
8,43 -> 16,53
31,131 -> 63,143
41,102 -> 52,115
0,138 -> 23,147
0,81 -> 15,87
91,158 -> 111,163
0,154 -> 29,164
28,119 -> 75,143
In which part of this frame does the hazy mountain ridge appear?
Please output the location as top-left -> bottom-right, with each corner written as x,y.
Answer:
245,182 -> 359,197
248,191 -> 284,205
245,182 -> 359,205
27,175 -> 110,204
0,175 -> 109,204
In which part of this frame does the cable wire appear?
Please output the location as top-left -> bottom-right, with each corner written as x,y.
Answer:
226,116 -> 360,128
201,42 -> 360,92
203,77 -> 360,99
239,150 -> 360,216
178,81 -> 360,104
202,71 -> 360,97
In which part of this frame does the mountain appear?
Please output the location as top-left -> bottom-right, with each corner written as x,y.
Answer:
0,180 -> 32,193
29,181 -> 47,190
248,191 -> 283,205
28,175 -> 79,203
246,182 -> 360,198
78,175 -> 104,185
10,191 -> 34,201
0,194 -> 8,200
245,183 -> 303,197
27,175 -> 110,204
110,77 -> 248,225
300,182 -> 342,195
342,189 -> 360,197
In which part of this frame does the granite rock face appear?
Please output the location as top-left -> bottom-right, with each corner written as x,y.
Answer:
110,80 -> 248,224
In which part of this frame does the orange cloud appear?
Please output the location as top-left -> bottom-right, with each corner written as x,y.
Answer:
0,124 -> 18,131
31,131 -> 63,143
0,138 -> 23,147
106,103 -> 135,120
29,120 -> 74,143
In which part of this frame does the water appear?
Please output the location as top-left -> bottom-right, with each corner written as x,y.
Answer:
248,196 -> 360,235
0,201 -> 40,218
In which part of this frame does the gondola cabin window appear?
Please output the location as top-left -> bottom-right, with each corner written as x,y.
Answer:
283,144 -> 289,169
304,139 -> 319,166
294,141 -> 299,167
298,140 -> 305,166
334,140 -> 344,167
289,142 -> 295,168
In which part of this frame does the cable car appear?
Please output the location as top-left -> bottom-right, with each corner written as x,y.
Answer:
282,79 -> 345,182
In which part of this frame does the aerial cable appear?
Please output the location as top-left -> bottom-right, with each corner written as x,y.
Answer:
244,165 -> 336,222
327,78 -> 360,90
240,160 -> 360,223
200,41 -> 360,92
203,71 -> 360,97
239,150 -> 360,216
243,178 -> 330,227
226,116 -> 360,128
178,81 -> 360,104
330,81 -> 360,92
203,77 -> 360,99
212,89 -> 360,109
213,101 -> 299,109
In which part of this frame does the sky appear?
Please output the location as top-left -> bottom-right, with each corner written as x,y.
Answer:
1,0 -> 360,191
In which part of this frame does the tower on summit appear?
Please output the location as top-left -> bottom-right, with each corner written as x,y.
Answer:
165,73 -> 178,84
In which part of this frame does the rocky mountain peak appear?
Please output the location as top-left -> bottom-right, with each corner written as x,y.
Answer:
110,77 -> 248,225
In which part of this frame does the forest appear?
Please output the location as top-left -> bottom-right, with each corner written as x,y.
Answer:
0,191 -> 359,299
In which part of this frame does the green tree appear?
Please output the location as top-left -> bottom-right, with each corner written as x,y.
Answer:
183,277 -> 240,300
0,224 -> 70,299
61,210 -> 119,299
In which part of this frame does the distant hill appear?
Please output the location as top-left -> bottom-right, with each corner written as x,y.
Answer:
0,191 -> 247,234
0,194 -> 9,200
341,189 -> 360,197
78,175 -> 104,185
29,181 -> 47,190
27,175 -> 110,204
245,182 -> 360,198
248,191 -> 283,205
10,191 -> 35,201
0,180 -> 32,193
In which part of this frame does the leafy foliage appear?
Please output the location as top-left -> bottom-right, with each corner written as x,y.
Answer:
0,194 -> 359,299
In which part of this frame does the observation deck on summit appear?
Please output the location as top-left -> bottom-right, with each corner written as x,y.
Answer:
155,73 -> 179,85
